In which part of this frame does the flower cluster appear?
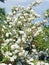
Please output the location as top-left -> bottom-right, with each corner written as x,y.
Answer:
0,0 -> 49,65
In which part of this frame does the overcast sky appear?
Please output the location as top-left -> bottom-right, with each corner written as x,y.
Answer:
0,0 -> 49,13
0,0 -> 49,21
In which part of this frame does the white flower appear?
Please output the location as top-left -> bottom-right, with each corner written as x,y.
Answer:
29,58 -> 34,62
19,52 -> 22,56
4,21 -> 7,24
29,62 -> 34,65
46,48 -> 48,51
32,26 -> 36,30
9,38 -> 13,41
40,61 -> 45,65
8,63 -> 12,65
34,21 -> 40,25
36,0 -> 42,4
11,44 -> 19,50
17,13 -> 22,16
24,51 -> 28,56
32,45 -> 35,48
10,57 -> 14,62
19,50 -> 25,56
23,33 -> 26,38
34,27 -> 42,37
16,38 -> 21,44
9,32 -> 12,35
22,37 -> 26,43
28,18 -> 32,21
35,13 -> 40,17
9,22 -> 12,25
30,9 -> 35,13
15,7 -> 18,11
0,63 -> 7,65
32,1 -> 36,6
2,28 -> 4,32
12,55 -> 17,59
17,21 -> 22,26
14,50 -> 19,53
32,49 -> 37,53
13,11 -> 16,14
24,19 -> 27,22
6,16 -> 11,20
9,12 -> 13,16
37,61 -> 41,65
28,28 -> 31,32
19,6 -> 24,10
19,31 -> 24,35
27,60 -> 30,63
6,32 -> 12,37
45,13 -> 48,17
24,13 -> 28,17
2,25 -> 6,29
27,5 -> 31,10
14,18 -> 17,22
26,28 -> 31,33
20,16 -> 24,19
34,31 -> 39,37
6,33 -> 9,37
11,45 -> 15,50
5,39 -> 10,43
5,51 -> 12,57
38,27 -> 42,31
45,63 -> 49,65
12,29 -> 16,34
43,19 -> 48,23
9,25 -> 12,28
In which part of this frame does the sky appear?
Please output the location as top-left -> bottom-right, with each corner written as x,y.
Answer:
0,0 -> 49,21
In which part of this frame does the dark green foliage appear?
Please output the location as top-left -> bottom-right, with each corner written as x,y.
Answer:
46,9 -> 49,17
0,0 -> 4,2
0,8 -> 6,22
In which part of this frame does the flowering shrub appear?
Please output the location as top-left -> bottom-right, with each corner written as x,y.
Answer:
0,0 -> 49,65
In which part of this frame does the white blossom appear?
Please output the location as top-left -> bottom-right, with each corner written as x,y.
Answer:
32,49 -> 37,53
2,28 -> 4,32
11,44 -> 19,50
19,31 -> 25,35
2,25 -> 6,29
5,51 -> 12,57
40,61 -> 45,65
29,58 -> 34,61
45,63 -> 49,65
16,38 -> 21,44
19,50 -> 25,56
10,57 -> 14,62
37,61 -> 41,65
29,62 -> 34,65
43,19 -> 48,23
17,21 -> 22,26
4,21 -> 7,24
8,64 -> 12,65
36,0 -> 42,4
22,37 -> 26,43
6,33 -> 9,37
14,50 -> 19,53
34,26 -> 42,37
12,55 -> 17,59
0,63 -> 7,65
13,11 -> 16,14
9,25 -> 12,28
